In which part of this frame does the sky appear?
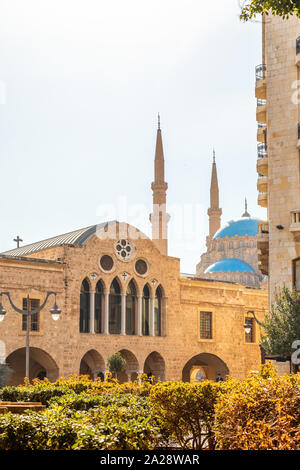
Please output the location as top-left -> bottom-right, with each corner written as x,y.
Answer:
0,0 -> 266,274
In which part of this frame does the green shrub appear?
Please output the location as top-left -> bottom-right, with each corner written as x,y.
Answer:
213,363 -> 300,450
150,380 -> 221,450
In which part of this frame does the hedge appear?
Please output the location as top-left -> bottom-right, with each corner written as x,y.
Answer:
0,364 -> 299,450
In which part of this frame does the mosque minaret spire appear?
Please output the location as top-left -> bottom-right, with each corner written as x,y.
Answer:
149,114 -> 170,256
207,149 -> 222,244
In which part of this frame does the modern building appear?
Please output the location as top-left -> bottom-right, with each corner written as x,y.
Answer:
0,121 -> 268,385
255,14 -> 300,303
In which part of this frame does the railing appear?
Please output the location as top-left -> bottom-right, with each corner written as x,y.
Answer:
258,121 -> 267,128
291,210 -> 300,225
257,98 -> 266,107
296,36 -> 300,55
258,221 -> 269,234
257,143 -> 267,159
255,64 -> 266,81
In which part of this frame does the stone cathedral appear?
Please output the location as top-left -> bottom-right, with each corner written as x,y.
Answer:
0,121 -> 268,385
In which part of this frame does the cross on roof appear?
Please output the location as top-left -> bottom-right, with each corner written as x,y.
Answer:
13,236 -> 23,248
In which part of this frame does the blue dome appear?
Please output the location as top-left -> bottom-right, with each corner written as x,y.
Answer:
204,258 -> 255,274
213,217 -> 260,239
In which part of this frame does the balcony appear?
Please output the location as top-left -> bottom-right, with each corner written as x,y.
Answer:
256,142 -> 268,176
257,174 -> 268,193
257,221 -> 269,276
258,192 -> 268,208
255,64 -> 267,100
257,122 -> 267,143
289,210 -> 300,240
296,37 -> 300,66
256,98 -> 267,123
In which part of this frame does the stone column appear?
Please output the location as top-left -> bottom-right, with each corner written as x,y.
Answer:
89,291 -> 95,334
137,295 -> 142,336
150,297 -> 155,336
104,292 -> 109,334
121,294 -> 126,335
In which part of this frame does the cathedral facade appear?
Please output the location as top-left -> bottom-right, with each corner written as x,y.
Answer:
0,123 -> 268,385
196,155 -> 266,289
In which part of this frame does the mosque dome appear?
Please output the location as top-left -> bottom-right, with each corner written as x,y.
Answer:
213,217 -> 261,239
204,258 -> 256,274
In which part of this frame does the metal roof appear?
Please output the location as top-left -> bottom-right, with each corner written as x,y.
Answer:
1,221 -> 116,257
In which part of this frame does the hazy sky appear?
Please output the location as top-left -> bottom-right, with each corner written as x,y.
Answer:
0,0 -> 266,273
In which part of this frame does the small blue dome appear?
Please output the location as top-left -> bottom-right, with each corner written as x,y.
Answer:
213,217 -> 260,239
204,258 -> 255,274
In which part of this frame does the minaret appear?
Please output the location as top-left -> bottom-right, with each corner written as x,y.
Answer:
242,198 -> 251,218
207,150 -> 222,245
150,114 -> 170,255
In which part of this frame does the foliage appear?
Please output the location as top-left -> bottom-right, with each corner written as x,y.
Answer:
240,0 -> 300,21
214,363 -> 300,450
106,353 -> 126,377
0,364 -> 13,388
0,366 -> 299,450
260,286 -> 300,365
149,380 -> 220,450
0,374 -> 152,405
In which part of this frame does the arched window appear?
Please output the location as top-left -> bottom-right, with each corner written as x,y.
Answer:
142,284 -> 150,336
80,278 -> 90,333
109,278 -> 121,334
126,280 -> 137,335
293,258 -> 300,292
95,280 -> 104,334
154,286 -> 162,336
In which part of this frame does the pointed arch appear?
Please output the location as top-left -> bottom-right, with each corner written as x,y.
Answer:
80,277 -> 90,333
109,277 -> 121,334
144,351 -> 165,382
142,283 -> 151,336
79,349 -> 105,379
154,285 -> 162,336
95,279 -> 104,334
126,279 -> 137,335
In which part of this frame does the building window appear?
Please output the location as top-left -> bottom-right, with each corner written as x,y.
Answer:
22,298 -> 40,332
80,278 -> 90,333
200,311 -> 213,339
95,280 -> 104,334
154,286 -> 162,336
245,317 -> 255,343
109,278 -> 121,334
126,280 -> 137,335
142,284 -> 150,336
293,258 -> 300,292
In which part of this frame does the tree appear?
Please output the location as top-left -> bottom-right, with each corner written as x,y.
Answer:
240,0 -> 300,21
0,363 -> 13,388
106,352 -> 126,379
260,286 -> 300,372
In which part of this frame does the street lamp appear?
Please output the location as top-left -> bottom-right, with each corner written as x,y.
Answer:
243,310 -> 264,334
0,291 -> 61,379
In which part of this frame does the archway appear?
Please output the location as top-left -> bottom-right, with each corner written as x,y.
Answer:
6,347 -> 59,385
79,350 -> 105,379
144,351 -> 165,382
182,353 -> 229,382
118,349 -> 139,383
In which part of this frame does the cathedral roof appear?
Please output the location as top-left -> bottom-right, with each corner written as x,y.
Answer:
204,258 -> 255,274
213,217 -> 260,239
1,221 -> 117,257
